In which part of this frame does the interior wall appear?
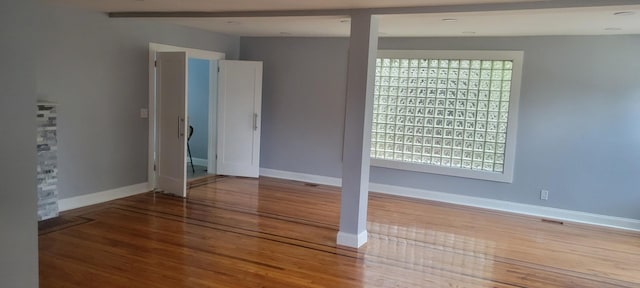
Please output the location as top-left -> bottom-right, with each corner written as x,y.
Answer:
0,0 -> 39,286
36,3 -> 240,199
240,35 -> 640,220
188,58 -> 211,160
241,38 -> 349,177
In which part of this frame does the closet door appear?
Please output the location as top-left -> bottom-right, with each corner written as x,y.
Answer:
216,60 -> 263,178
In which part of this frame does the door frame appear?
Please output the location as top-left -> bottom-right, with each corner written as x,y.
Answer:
148,43 -> 225,190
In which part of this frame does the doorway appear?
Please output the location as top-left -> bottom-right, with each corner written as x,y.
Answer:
148,43 -> 264,198
186,57 -> 218,180
147,43 -> 225,194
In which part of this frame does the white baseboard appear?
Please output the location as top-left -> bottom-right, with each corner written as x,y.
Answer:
188,158 -> 208,167
337,230 -> 368,248
260,168 -> 342,186
259,168 -> 640,232
58,182 -> 150,212
368,183 -> 640,232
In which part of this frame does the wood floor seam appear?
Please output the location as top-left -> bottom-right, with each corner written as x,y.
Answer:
40,177 -> 640,288
105,206 -> 364,259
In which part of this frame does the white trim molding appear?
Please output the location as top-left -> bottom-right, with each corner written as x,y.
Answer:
259,168 -> 640,232
368,183 -> 640,232
58,182 -> 150,212
337,230 -> 368,248
260,168 -> 342,187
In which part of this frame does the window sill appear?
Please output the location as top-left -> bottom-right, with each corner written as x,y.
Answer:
371,158 -> 513,183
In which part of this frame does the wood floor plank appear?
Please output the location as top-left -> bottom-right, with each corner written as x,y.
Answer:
39,176 -> 640,287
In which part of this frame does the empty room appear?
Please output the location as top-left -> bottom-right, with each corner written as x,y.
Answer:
2,0 -> 640,287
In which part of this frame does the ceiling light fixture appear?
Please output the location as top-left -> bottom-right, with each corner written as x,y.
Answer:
462,31 -> 476,35
225,21 -> 240,25
604,27 -> 622,31
442,18 -> 457,22
613,11 -> 636,16
340,19 -> 350,23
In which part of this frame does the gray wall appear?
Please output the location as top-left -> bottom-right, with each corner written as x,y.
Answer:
188,58 -> 211,160
240,35 -> 640,220
242,38 -> 349,177
37,3 -> 240,199
0,0 -> 39,287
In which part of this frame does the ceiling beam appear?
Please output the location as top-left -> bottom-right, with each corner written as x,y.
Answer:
108,0 -> 640,18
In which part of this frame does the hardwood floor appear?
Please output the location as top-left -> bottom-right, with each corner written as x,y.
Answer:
39,176 -> 640,287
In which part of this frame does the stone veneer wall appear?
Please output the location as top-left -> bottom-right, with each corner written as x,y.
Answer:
37,103 -> 59,220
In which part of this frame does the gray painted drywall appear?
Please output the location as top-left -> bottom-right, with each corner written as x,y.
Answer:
188,58 -> 211,160
0,0 -> 39,287
241,38 -> 349,178
240,35 -> 640,220
36,3 -> 240,199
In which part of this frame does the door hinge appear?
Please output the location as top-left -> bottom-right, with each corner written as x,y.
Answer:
154,60 -> 157,67
153,164 -> 157,171
218,67 -> 220,72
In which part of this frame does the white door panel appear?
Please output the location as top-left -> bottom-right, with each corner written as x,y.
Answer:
156,52 -> 188,197
217,60 -> 262,178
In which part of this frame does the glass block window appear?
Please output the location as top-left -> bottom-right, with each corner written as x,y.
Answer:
371,50 -> 523,183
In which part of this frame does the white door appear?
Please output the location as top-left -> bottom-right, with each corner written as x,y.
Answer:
217,60 -> 263,178
156,52 -> 188,197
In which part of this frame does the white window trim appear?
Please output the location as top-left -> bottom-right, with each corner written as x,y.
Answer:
370,50 -> 524,183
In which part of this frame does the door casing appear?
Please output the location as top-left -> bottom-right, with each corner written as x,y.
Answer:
148,43 -> 225,191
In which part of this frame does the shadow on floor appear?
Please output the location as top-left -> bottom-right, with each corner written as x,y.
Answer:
187,164 -> 208,179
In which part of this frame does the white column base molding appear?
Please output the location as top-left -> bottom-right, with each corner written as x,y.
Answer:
259,168 -> 640,232
337,230 -> 368,248
58,182 -> 150,212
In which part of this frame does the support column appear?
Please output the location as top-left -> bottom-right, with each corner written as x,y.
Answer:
337,13 -> 379,248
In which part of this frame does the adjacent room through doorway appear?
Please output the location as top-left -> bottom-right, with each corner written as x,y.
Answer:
187,57 -> 218,179
149,43 -> 263,198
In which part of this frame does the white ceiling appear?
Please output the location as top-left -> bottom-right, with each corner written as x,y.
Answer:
378,6 -> 640,37
50,0 -> 640,37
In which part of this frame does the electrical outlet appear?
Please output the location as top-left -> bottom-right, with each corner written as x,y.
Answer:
540,189 -> 549,200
